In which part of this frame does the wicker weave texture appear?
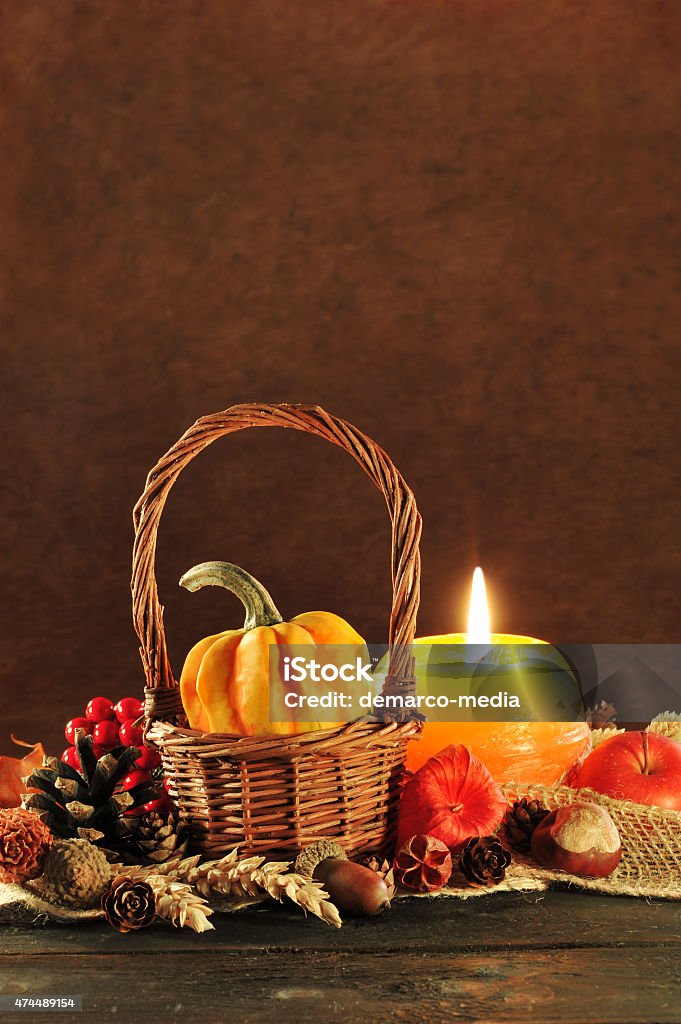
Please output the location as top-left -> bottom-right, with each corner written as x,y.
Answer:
503,783 -> 681,899
131,404 -> 423,858
149,718 -> 419,857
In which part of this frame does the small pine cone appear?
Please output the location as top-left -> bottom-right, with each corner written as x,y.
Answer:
102,875 -> 156,933
0,808 -> 53,883
504,798 -> 549,854
356,853 -> 381,872
394,834 -> 452,894
133,812 -> 188,864
586,700 -> 617,726
355,854 -> 396,898
459,836 -> 511,887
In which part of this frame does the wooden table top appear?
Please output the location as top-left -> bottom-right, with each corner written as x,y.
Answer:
1,890 -> 679,1023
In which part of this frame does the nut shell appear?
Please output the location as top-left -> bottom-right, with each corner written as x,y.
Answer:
530,802 -> 622,878
314,859 -> 391,916
294,839 -> 347,878
42,839 -> 113,908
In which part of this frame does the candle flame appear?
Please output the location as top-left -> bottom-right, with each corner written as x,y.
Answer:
466,566 -> 491,644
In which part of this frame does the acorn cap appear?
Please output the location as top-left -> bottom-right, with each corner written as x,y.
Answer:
294,840 -> 347,877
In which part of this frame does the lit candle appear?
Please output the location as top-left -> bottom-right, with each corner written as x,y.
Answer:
405,568 -> 591,784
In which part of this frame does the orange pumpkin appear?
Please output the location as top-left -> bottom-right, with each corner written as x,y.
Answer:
179,561 -> 369,736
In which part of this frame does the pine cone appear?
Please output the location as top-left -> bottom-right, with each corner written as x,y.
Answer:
102,875 -> 156,933
394,834 -> 452,893
355,854 -> 396,898
22,732 -> 158,852
504,798 -> 549,854
586,700 -> 617,726
459,836 -> 511,887
126,812 -> 188,865
0,808 -> 53,883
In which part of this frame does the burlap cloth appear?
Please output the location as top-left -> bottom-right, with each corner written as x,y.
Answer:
412,783 -> 681,902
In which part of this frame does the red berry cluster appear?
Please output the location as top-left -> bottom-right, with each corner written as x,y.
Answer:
63,696 -> 171,816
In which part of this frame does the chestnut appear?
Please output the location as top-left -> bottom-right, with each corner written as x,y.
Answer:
530,801 -> 622,878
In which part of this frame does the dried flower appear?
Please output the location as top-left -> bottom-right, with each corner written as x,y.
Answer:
0,808 -> 53,883
394,833 -> 452,893
102,875 -> 156,933
397,745 -> 507,854
459,835 -> 511,887
648,713 -> 681,745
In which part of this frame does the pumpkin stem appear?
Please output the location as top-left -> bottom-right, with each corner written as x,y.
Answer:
179,561 -> 284,630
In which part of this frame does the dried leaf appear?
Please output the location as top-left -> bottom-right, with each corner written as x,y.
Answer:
0,738 -> 45,809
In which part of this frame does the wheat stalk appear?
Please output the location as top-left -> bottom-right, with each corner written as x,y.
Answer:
144,874 -> 214,934
249,862 -> 342,929
126,850 -> 342,927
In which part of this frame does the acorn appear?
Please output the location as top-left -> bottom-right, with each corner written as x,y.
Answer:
295,840 -> 391,917
530,802 -> 622,878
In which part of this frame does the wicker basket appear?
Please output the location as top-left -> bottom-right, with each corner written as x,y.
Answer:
131,403 -> 423,859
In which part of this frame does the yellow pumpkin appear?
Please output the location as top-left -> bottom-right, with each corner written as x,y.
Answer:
178,561 -> 369,736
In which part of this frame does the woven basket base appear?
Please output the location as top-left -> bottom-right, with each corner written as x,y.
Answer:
149,718 -> 421,859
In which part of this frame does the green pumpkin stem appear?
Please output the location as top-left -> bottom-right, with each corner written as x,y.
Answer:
179,561 -> 284,630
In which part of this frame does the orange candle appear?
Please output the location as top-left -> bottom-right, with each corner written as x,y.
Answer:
406,569 -> 591,785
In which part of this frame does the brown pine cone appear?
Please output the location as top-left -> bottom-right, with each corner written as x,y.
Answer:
355,854 -> 396,898
504,798 -> 549,853
102,875 -> 156,933
0,808 -> 53,883
394,834 -> 452,893
459,836 -> 511,887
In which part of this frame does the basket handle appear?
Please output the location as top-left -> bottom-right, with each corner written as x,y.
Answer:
132,403 -> 422,724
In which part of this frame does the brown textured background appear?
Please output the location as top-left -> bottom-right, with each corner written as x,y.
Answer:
2,1 -> 680,756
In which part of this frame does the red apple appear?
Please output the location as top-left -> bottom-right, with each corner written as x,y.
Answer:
571,731 -> 681,810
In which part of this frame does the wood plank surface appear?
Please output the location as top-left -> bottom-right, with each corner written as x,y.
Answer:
1,893 -> 680,1022
0,948 -> 679,1024
1,891 -> 680,956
